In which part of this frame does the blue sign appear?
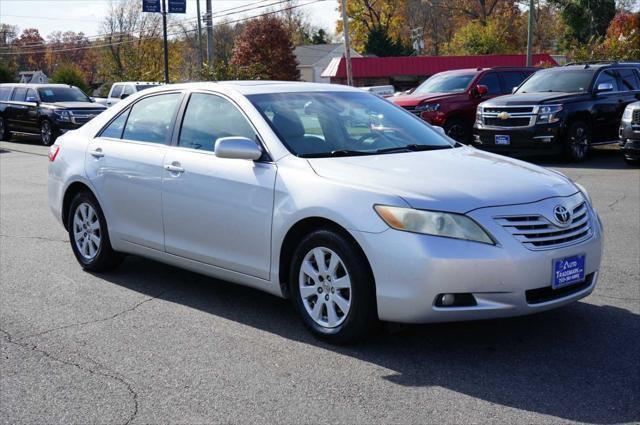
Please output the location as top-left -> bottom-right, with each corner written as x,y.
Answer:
142,0 -> 161,12
552,254 -> 586,289
168,0 -> 186,13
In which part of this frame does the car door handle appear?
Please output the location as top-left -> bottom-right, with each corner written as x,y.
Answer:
89,148 -> 104,158
164,163 -> 185,173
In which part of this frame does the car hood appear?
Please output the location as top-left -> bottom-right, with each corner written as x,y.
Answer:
46,101 -> 106,110
306,147 -> 577,213
391,92 -> 456,107
483,92 -> 587,106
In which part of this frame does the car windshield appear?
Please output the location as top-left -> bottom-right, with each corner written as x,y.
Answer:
412,73 -> 475,94
516,69 -> 595,93
249,91 -> 455,158
37,87 -> 91,102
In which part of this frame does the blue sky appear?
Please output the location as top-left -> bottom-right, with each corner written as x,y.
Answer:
0,0 -> 340,40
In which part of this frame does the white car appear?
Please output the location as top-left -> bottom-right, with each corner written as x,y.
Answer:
106,81 -> 161,107
48,82 -> 603,343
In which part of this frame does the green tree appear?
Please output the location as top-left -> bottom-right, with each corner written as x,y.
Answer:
551,0 -> 616,47
364,26 -> 414,56
50,64 -> 90,94
0,63 -> 15,83
311,29 -> 329,44
444,17 -> 513,55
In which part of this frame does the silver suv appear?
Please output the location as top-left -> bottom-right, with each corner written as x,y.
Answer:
106,82 -> 161,107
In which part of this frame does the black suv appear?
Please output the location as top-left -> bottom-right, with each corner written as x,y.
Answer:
473,62 -> 640,161
0,84 -> 106,145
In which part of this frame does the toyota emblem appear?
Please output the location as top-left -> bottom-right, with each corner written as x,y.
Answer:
553,205 -> 571,225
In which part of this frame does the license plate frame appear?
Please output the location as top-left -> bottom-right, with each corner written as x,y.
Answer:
552,254 -> 586,289
495,134 -> 510,145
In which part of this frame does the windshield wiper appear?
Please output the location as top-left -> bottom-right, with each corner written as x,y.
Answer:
375,144 -> 452,154
300,149 -> 374,158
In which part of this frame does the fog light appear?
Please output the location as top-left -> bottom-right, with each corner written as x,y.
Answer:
473,134 -> 481,144
440,293 -> 455,306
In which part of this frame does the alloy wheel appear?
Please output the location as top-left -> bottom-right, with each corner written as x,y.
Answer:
41,121 -> 52,146
298,247 -> 352,328
569,126 -> 589,161
73,202 -> 102,260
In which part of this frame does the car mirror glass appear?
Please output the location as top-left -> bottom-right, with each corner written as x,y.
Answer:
596,83 -> 614,93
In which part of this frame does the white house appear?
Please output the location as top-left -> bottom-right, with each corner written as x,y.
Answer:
19,71 -> 48,84
294,43 -> 361,84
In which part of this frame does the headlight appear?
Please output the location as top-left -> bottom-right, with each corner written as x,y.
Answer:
574,182 -> 592,205
475,108 -> 482,125
374,205 -> 495,244
537,104 -> 563,124
621,107 -> 633,123
53,110 -> 71,122
415,103 -> 440,112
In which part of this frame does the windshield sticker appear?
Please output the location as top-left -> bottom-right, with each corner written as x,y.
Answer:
44,89 -> 54,96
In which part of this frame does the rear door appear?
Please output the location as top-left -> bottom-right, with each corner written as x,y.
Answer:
7,87 -> 28,131
616,68 -> 640,118
86,91 -> 183,250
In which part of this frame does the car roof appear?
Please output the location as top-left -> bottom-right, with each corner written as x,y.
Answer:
142,81 -> 362,96
0,83 -> 79,88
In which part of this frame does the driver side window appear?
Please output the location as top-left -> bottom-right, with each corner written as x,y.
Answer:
595,70 -> 620,91
178,93 -> 256,152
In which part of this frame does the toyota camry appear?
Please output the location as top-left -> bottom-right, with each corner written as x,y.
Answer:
48,82 -> 603,343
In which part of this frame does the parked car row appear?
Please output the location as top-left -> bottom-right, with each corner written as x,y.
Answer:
0,82 -> 161,146
392,61 -> 640,164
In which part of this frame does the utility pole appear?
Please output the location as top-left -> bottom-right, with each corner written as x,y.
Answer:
196,0 -> 204,68
161,0 -> 170,83
205,0 -> 214,69
340,0 -> 353,86
526,0 -> 534,67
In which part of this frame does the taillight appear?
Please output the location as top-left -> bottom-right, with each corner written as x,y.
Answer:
48,145 -> 60,162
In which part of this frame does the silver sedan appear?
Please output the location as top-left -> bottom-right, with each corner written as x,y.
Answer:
48,82 -> 603,343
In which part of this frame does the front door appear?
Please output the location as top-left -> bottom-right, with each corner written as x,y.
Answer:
85,91 -> 183,250
162,92 -> 277,280
592,69 -> 623,142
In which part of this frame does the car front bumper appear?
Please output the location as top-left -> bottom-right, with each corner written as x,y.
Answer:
619,122 -> 640,159
472,121 -> 565,156
352,193 -> 603,324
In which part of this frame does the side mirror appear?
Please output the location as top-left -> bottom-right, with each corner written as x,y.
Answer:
214,137 -> 262,160
120,93 -> 130,100
433,126 -> 446,136
25,96 -> 38,103
511,87 -> 518,94
89,97 -> 96,103
596,82 -> 614,93
476,85 -> 489,97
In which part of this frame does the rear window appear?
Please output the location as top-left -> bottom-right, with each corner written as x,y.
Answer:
12,88 -> 27,101
0,86 -> 12,101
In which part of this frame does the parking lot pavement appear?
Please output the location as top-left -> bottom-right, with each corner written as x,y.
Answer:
1,138 -> 638,424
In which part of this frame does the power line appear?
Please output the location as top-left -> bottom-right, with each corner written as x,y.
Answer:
0,0 -> 328,56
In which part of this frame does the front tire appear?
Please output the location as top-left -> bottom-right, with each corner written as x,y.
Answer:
67,191 -> 122,271
289,229 -> 377,344
40,119 -> 58,146
0,116 -> 10,141
444,117 -> 471,143
564,121 -> 590,162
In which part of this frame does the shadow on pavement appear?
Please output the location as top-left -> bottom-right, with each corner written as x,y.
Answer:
93,255 -> 639,424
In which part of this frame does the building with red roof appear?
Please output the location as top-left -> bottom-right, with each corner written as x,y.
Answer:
321,54 -> 557,90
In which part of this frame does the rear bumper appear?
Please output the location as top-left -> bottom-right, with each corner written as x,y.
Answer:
472,122 -> 565,156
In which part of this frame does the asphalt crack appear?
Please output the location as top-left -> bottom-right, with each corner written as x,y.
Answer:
0,327 -> 139,425
0,234 -> 68,243
17,286 -> 177,342
607,194 -> 626,210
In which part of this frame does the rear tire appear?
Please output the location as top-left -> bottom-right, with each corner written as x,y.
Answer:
444,117 -> 471,143
289,228 -> 377,344
67,191 -> 123,272
564,121 -> 590,162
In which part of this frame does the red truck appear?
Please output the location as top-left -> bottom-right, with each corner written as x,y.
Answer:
392,67 -> 537,142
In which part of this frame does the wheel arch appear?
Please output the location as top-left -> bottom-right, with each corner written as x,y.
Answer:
61,181 -> 98,230
277,217 -> 375,299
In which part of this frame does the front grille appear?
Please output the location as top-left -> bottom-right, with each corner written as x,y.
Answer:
484,117 -> 531,127
526,273 -> 594,304
632,109 -> 640,125
70,109 -> 104,125
484,106 -> 534,114
495,202 -> 593,250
